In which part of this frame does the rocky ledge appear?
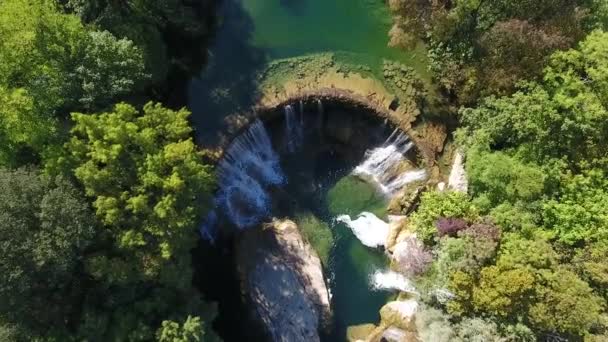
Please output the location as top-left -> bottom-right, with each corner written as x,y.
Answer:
236,219 -> 331,342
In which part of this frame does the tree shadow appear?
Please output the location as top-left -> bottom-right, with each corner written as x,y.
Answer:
279,0 -> 308,14
188,0 -> 269,146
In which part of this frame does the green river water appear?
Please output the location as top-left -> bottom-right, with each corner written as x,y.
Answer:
189,0 -> 423,340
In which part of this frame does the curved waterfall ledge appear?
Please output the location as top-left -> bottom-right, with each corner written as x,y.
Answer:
200,100 -> 430,241
216,90 -> 438,170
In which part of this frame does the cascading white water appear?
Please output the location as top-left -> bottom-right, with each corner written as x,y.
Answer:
317,99 -> 324,115
284,105 -> 303,153
353,128 -> 426,196
336,212 -> 389,248
370,269 -> 418,293
200,120 -> 284,240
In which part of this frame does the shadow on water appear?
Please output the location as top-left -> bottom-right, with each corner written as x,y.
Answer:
279,0 -> 308,14
188,0 -> 268,145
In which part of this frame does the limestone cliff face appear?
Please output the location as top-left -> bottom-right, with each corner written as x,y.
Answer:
236,219 -> 331,342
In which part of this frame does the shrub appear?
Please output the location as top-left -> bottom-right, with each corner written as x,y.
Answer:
393,236 -> 433,276
437,217 -> 469,237
410,191 -> 478,244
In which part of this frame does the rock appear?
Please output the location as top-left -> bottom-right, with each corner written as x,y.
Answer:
236,219 -> 331,342
380,300 -> 419,332
385,215 -> 407,252
448,151 -> 468,193
437,182 -> 445,191
380,326 -> 417,342
347,323 -> 377,342
324,110 -> 353,143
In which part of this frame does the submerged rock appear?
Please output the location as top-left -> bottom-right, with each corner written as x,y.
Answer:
236,219 -> 331,342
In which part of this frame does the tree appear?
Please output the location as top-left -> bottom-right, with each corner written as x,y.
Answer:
388,0 -> 598,102
69,101 -> 213,286
157,316 -> 205,342
450,233 -> 605,336
71,30 -> 148,110
392,235 -> 433,276
459,31 -> 608,169
0,87 -> 57,166
56,0 -> 214,85
436,221 -> 500,285
0,0 -> 147,167
0,168 -> 95,338
465,149 -> 545,211
68,102 -> 215,340
542,169 -> 608,244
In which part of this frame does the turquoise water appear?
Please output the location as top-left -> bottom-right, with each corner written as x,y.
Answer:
325,176 -> 390,340
189,1 -> 422,340
241,0 -> 425,65
188,0 -> 429,143
274,113 -> 393,341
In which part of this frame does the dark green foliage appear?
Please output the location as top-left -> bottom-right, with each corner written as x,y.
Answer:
57,0 -> 214,84
389,0 -> 602,103
0,168 -> 95,338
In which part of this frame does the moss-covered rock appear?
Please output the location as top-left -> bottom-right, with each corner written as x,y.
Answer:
295,213 -> 333,266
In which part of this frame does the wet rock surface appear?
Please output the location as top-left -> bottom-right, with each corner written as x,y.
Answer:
236,219 -> 331,342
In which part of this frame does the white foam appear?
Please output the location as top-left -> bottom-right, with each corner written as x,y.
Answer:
353,128 -> 426,196
201,120 -> 285,240
336,212 -> 389,248
370,269 -> 417,293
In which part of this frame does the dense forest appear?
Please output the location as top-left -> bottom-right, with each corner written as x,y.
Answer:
1,0 -> 608,341
389,0 -> 608,340
0,0 -> 219,340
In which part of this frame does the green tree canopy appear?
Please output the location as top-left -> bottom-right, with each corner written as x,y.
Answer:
0,168 -> 95,338
69,101 -> 214,289
0,0 -> 147,168
67,102 -> 215,340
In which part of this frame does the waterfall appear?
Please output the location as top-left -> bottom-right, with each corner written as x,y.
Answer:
370,270 -> 417,293
336,212 -> 389,248
284,105 -> 303,153
200,120 -> 284,240
317,99 -> 324,115
353,128 -> 426,196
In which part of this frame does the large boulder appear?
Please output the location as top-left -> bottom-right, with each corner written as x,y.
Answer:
347,323 -> 377,342
379,300 -> 419,332
236,219 -> 331,342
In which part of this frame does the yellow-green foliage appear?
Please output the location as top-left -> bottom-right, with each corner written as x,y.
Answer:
69,102 -> 214,288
